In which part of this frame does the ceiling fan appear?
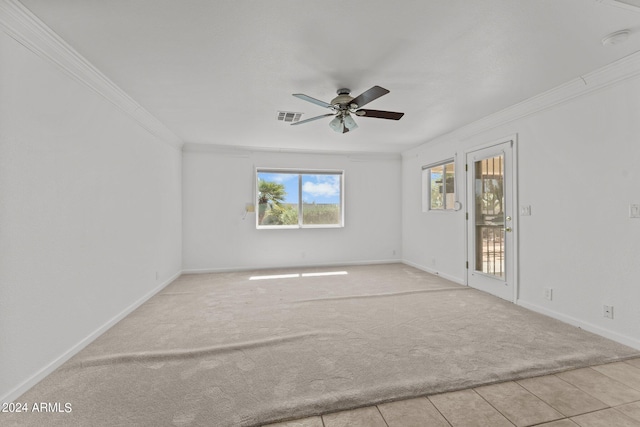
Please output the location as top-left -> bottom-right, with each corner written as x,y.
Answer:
291,86 -> 404,133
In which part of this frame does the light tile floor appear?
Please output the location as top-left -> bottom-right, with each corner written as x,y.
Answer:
264,357 -> 640,427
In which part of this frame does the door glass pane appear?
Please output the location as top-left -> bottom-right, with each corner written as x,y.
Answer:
474,155 -> 505,277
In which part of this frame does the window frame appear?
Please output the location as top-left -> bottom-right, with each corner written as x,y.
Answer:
422,159 -> 456,212
256,168 -> 345,229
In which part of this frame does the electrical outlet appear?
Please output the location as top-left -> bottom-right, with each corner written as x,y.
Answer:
630,204 -> 640,218
603,305 -> 614,319
544,288 -> 553,301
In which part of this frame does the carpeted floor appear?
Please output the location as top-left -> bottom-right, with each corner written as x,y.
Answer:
3,264 -> 639,426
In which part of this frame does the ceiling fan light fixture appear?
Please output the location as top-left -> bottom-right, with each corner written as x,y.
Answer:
290,85 -> 404,133
329,115 -> 343,132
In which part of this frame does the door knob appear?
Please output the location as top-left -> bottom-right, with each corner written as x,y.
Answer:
504,227 -> 512,232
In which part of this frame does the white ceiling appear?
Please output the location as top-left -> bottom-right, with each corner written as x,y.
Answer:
19,0 -> 640,153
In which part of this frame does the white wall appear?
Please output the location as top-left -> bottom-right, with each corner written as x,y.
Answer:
403,72 -> 640,349
183,146 -> 402,271
0,31 -> 183,401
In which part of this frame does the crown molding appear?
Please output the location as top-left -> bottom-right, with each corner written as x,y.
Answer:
0,0 -> 183,149
403,49 -> 640,155
182,142 -> 402,160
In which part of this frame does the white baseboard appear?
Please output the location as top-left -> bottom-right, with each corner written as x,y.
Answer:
182,259 -> 402,275
1,270 -> 182,404
401,260 -> 465,285
517,300 -> 640,351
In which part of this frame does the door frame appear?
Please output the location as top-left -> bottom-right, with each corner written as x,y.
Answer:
464,135 -> 519,302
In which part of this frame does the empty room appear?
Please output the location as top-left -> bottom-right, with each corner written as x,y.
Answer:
2,0 -> 640,426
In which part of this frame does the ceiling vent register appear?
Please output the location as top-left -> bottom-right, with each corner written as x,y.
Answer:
277,111 -> 303,123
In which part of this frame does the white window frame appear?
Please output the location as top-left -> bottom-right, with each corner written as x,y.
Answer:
422,159 -> 456,212
256,168 -> 345,229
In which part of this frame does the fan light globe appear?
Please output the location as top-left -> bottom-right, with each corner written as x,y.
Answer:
343,114 -> 358,130
329,116 -> 343,132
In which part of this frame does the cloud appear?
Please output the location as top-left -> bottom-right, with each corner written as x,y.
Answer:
269,173 -> 297,183
302,176 -> 340,198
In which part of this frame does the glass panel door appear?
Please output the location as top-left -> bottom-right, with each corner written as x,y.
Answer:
466,139 -> 516,302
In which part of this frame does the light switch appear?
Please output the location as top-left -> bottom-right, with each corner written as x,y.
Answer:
520,205 -> 531,216
630,204 -> 640,218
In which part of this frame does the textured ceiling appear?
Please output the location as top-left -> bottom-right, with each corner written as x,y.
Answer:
19,0 -> 640,153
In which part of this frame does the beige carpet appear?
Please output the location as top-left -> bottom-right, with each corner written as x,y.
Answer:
4,264 -> 639,426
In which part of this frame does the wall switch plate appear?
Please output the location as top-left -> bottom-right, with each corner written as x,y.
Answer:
544,288 -> 553,301
520,205 -> 531,216
603,305 -> 614,319
630,204 -> 640,218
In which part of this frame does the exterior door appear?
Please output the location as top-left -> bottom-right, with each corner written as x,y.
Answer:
466,139 -> 516,301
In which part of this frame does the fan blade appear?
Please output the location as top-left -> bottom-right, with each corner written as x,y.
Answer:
292,93 -> 332,109
290,113 -> 335,126
356,109 -> 404,120
350,86 -> 390,108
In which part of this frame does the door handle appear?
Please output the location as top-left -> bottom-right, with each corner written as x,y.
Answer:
504,227 -> 512,232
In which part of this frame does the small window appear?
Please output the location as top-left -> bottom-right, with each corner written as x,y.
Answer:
257,169 -> 344,228
422,160 -> 455,211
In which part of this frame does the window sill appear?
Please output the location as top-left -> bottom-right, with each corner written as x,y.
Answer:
257,224 -> 344,230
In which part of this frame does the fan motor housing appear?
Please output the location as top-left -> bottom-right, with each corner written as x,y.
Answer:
331,89 -> 355,109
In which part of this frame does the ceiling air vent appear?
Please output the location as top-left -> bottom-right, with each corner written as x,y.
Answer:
277,111 -> 303,123
597,0 -> 640,12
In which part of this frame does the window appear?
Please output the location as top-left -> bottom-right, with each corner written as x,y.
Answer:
256,169 -> 344,228
422,160 -> 455,211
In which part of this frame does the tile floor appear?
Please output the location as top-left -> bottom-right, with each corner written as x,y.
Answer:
264,357 -> 640,427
